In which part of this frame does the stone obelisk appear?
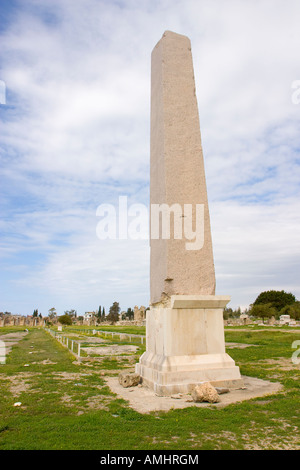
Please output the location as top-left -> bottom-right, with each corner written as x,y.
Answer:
136,31 -> 243,396
150,30 -> 215,305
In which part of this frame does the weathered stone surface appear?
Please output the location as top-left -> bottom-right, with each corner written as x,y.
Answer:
150,30 -> 216,305
191,382 -> 220,403
118,372 -> 140,388
136,296 -> 243,396
134,305 -> 146,322
135,31 -> 243,397
170,393 -> 184,399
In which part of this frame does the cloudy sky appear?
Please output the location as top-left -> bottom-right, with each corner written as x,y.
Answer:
0,0 -> 299,316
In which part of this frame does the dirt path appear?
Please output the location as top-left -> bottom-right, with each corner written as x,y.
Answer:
0,331 -> 28,355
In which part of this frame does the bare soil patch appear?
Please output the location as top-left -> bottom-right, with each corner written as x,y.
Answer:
81,345 -> 139,356
0,372 -> 41,397
31,359 -> 57,365
52,372 -> 92,381
226,342 -> 259,349
0,331 -> 28,353
257,357 -> 300,371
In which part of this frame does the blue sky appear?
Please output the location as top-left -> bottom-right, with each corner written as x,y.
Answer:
0,0 -> 300,316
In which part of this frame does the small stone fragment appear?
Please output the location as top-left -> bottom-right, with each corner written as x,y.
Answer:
118,372 -> 140,388
215,387 -> 230,395
191,383 -> 220,403
170,393 -> 183,399
185,397 -> 194,403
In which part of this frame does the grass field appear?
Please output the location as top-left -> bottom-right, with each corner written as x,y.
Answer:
0,325 -> 299,450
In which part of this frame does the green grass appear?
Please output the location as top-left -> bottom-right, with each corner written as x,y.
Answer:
0,326 -> 299,450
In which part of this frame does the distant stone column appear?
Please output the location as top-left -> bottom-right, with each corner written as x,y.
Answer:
133,306 -> 139,321
136,31 -> 243,395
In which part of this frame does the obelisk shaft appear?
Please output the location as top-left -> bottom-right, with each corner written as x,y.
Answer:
150,31 -> 216,305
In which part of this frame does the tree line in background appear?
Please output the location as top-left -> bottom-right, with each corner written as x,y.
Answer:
2,290 -> 299,326
48,290 -> 300,326
224,290 -> 300,323
45,302 -> 135,326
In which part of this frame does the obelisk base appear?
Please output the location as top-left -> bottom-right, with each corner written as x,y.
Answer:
135,295 -> 244,396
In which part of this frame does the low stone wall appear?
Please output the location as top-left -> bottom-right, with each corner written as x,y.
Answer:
0,316 -> 45,327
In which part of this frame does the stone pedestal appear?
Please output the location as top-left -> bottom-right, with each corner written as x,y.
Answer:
136,295 -> 243,396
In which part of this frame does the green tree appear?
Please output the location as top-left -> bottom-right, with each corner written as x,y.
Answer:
250,303 -> 277,323
253,290 -> 296,313
58,314 -> 72,326
107,302 -> 120,324
126,308 -> 134,320
279,302 -> 300,321
223,307 -> 241,320
32,309 -> 38,318
64,309 -> 77,318
223,308 -> 230,320
102,307 -> 106,321
96,306 -> 102,322
48,308 -> 57,320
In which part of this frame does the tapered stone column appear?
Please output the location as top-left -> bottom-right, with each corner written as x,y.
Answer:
136,31 -> 243,395
149,31 -> 216,304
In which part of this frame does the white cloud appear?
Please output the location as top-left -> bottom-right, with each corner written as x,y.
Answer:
1,0 -> 300,314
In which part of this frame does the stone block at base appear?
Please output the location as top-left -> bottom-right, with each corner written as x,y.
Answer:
136,352 -> 243,396
135,295 -> 244,396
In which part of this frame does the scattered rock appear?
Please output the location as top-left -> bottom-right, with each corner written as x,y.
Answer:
170,393 -> 183,399
185,397 -> 194,403
215,387 -> 230,395
13,402 -> 22,407
118,372 -> 140,388
191,383 -> 220,403
31,359 -> 57,365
